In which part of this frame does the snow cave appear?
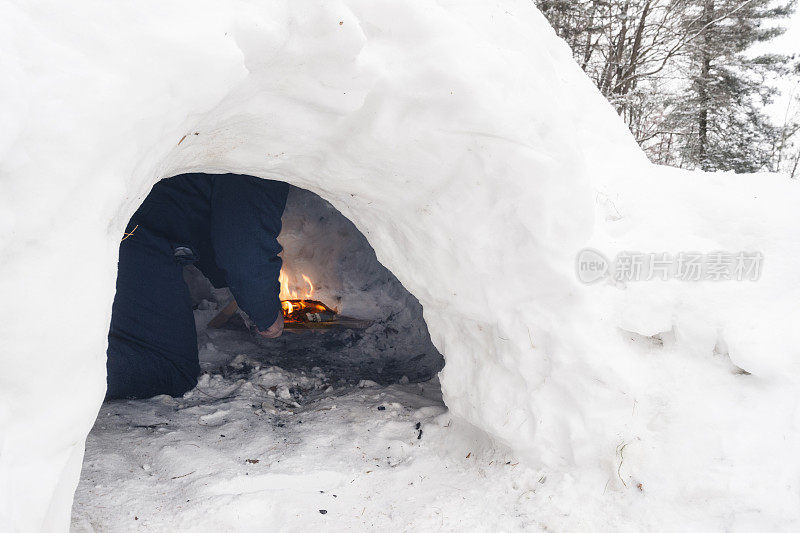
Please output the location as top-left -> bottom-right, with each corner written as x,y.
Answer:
4,0 -> 800,530
165,179 -> 444,385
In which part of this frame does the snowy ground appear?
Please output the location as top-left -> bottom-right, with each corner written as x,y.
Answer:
71,314 -> 535,532
70,373 -> 535,532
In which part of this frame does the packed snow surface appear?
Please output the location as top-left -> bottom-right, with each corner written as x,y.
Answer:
71,355 -> 526,531
1,0 -> 799,530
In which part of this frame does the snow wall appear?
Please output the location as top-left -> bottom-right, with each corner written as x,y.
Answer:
1,0 -> 799,530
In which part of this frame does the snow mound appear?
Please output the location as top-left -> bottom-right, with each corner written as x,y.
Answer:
1,0 -> 798,530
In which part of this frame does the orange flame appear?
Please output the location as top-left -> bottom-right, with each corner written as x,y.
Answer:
279,269 -> 314,300
301,274 -> 313,298
280,268 -> 315,318
279,269 -> 336,322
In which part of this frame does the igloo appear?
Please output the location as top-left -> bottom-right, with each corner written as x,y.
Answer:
3,0 -> 800,530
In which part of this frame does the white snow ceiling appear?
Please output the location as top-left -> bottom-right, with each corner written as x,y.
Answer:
4,0 -> 800,530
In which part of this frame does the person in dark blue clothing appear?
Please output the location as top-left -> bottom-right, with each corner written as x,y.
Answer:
106,173 -> 289,399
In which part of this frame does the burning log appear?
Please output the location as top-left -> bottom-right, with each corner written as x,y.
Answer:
281,299 -> 337,323
207,298 -> 338,330
207,269 -> 339,330
278,268 -> 337,323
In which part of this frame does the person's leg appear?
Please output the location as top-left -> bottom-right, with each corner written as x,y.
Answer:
209,175 -> 288,331
106,224 -> 199,399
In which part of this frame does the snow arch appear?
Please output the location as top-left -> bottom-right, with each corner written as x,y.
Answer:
3,2 -> 622,527
5,0 -> 800,530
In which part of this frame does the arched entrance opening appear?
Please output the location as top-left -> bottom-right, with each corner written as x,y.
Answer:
71,174 -> 450,529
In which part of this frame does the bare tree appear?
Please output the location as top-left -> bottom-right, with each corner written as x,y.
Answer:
536,0 -> 797,172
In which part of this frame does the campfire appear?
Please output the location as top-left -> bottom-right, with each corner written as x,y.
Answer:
207,268 -> 339,330
279,269 -> 337,323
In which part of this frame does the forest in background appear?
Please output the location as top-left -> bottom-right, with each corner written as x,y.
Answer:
536,0 -> 799,176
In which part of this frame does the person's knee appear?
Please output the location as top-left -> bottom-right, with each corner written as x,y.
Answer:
168,363 -> 199,397
106,339 -> 199,400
